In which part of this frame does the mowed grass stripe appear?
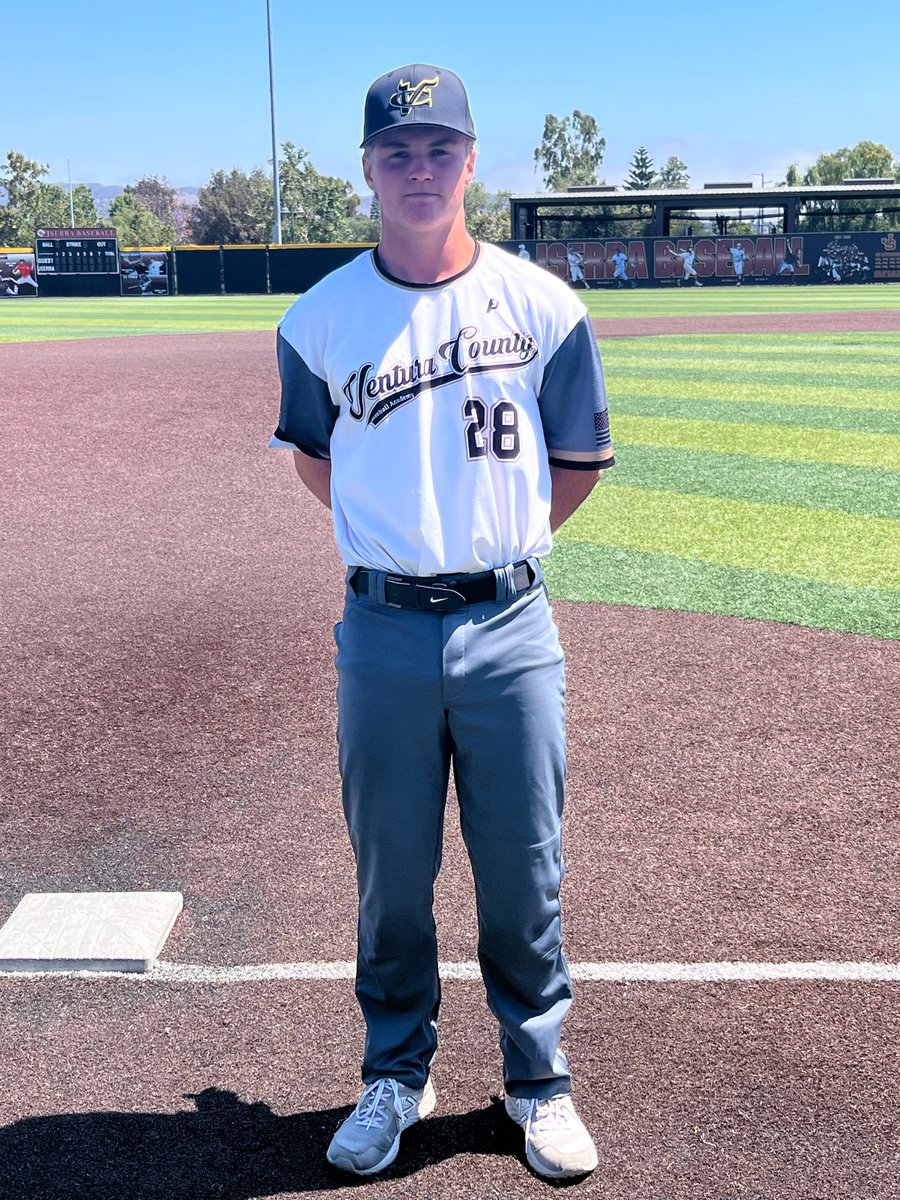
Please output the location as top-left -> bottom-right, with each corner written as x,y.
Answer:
561,485 -> 899,591
546,541 -> 899,640
0,296 -> 298,342
613,413 -> 900,470
611,374 -> 900,413
609,365 -> 900,400
585,284 -> 900,318
602,333 -> 900,363
606,343 -> 900,368
613,444 -> 900,520
613,396 -> 899,437
604,347 -> 900,375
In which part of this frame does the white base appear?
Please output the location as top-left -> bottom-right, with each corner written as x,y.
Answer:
0,892 -> 183,973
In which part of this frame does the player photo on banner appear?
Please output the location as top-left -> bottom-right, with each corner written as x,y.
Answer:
0,253 -> 38,297
120,252 -> 169,296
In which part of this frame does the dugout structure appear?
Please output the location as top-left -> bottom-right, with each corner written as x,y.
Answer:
505,180 -> 900,288
509,181 -> 900,241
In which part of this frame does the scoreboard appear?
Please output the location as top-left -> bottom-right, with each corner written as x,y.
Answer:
34,227 -> 119,276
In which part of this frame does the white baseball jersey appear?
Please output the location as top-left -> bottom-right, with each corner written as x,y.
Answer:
271,242 -> 612,576
729,246 -> 746,273
566,251 -> 584,280
611,252 -> 628,277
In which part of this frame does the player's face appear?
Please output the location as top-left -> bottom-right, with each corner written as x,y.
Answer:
363,128 -> 475,233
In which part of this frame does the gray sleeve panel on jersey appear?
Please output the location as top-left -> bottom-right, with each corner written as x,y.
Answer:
273,328 -> 337,460
538,314 -> 615,471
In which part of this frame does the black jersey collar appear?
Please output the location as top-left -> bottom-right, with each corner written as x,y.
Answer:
372,241 -> 481,290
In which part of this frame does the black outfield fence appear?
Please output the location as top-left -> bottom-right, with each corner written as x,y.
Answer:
5,233 -> 899,298
173,246 -> 223,295
267,245 -> 369,294
170,243 -> 370,296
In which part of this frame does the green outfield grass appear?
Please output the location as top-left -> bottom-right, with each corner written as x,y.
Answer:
583,283 -> 900,318
3,291 -> 897,638
548,331 -> 900,639
0,295 -> 297,342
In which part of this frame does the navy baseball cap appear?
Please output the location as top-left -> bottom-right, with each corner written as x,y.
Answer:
361,64 -> 476,147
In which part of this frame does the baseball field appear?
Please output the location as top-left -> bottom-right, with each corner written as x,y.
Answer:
1,284 -> 898,1199
5,286 -> 898,638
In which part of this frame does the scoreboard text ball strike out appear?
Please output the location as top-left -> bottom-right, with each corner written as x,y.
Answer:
35,227 -> 119,276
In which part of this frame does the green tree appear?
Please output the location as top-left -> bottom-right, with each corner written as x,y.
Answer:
803,140 -> 895,184
533,110 -> 606,191
124,175 -> 176,240
108,192 -> 174,246
278,142 -> 359,243
0,151 -> 71,243
800,140 -> 898,230
189,167 -> 273,244
464,181 -> 511,241
655,156 -> 690,189
71,183 -> 99,225
346,212 -> 380,243
624,146 -> 655,190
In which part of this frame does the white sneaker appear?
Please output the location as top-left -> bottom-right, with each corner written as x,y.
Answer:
504,1093 -> 598,1178
326,1077 -> 436,1175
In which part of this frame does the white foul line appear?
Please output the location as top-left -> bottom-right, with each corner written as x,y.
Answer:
2,960 -> 899,982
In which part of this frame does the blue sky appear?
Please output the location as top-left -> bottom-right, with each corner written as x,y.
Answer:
6,0 -> 898,200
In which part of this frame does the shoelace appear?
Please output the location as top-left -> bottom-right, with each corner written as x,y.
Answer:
524,1097 -> 574,1143
355,1078 -> 402,1130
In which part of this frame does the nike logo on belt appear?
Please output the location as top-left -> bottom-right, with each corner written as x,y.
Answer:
430,595 -> 450,604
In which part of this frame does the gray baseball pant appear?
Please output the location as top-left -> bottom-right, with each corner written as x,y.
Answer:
334,565 -> 573,1099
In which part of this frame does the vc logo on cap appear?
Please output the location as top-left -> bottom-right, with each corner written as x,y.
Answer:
389,76 -> 439,115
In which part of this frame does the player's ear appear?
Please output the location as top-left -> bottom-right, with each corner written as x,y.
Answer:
464,146 -> 476,186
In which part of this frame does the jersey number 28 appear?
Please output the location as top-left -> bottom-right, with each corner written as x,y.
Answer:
463,398 -> 521,462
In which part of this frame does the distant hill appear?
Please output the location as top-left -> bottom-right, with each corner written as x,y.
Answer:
50,182 -> 200,214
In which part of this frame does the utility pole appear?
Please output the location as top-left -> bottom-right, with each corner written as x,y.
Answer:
266,0 -> 282,244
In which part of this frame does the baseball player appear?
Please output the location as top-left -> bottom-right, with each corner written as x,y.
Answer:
11,258 -> 37,293
566,246 -> 587,286
270,63 -> 612,1180
672,245 -> 703,286
517,243 -> 531,260
610,249 -> 634,288
778,244 -> 802,281
727,244 -> 747,285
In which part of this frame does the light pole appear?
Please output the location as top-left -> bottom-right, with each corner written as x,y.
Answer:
266,0 -> 282,244
67,158 -> 75,226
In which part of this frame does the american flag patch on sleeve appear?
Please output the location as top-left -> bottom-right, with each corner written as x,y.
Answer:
595,409 -> 611,449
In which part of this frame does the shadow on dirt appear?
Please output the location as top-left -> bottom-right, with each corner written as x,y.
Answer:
0,1086 -> 578,1197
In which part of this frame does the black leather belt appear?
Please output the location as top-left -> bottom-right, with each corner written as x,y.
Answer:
351,561 -> 535,612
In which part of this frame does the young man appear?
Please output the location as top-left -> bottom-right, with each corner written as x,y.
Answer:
270,64 -> 614,1180
672,245 -> 703,286
728,243 -> 747,285
566,245 -> 587,286
610,248 -> 634,288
